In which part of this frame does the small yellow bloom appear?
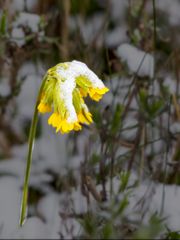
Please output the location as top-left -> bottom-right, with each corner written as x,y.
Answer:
38,102 -> 51,113
38,60 -> 109,134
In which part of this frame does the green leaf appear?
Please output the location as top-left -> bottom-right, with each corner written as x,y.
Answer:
79,214 -> 96,237
119,171 -> 130,192
111,104 -> 123,134
148,97 -> 164,118
134,214 -> 163,239
92,107 -> 102,128
139,89 -> 164,119
101,222 -> 114,239
72,88 -> 82,113
89,153 -> 101,166
0,11 -> 7,36
165,231 -> 180,240
139,88 -> 148,110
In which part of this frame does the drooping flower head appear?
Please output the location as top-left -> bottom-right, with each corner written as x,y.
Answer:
38,60 -> 109,134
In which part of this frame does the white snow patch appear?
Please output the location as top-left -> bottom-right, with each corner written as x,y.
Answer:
11,28 -> 25,47
55,60 -> 106,122
151,184 -> 180,231
117,43 -> 154,78
145,139 -> 164,156
102,175 -> 180,232
13,12 -> 40,33
25,0 -> 37,12
170,122 -> 180,135
81,14 -> 104,46
163,76 -> 176,93
56,60 -> 105,90
10,0 -> 25,12
0,158 -> 25,179
156,0 -> 180,25
11,137 -> 65,177
71,188 -> 88,214
11,217 -> 53,239
37,193 -> 60,238
10,0 -> 37,13
16,61 -> 44,119
0,80 -> 10,96
0,177 -> 21,238
16,74 -> 40,118
121,117 -> 138,140
59,217 -> 81,239
37,190 -> 84,238
69,14 -> 104,46
129,183 -> 180,231
110,0 -> 128,21
105,25 -> 128,47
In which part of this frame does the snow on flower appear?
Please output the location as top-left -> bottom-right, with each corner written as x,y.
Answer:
38,60 -> 109,134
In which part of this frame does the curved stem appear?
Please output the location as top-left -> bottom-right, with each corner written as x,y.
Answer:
19,76 -> 47,226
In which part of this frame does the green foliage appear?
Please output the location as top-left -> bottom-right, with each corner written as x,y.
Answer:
165,230 -> 180,240
134,214 -> 163,239
79,214 -> 97,238
101,222 -> 114,239
138,88 -> 164,119
92,106 -> 103,129
89,153 -> 101,166
119,171 -> 130,192
0,11 -> 7,36
111,104 -> 123,135
71,0 -> 103,16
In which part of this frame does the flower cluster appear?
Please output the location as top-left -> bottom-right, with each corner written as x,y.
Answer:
38,60 -> 109,134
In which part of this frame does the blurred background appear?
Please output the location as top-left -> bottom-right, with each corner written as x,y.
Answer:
0,0 -> 180,239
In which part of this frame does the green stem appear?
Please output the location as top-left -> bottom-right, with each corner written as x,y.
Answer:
19,75 -> 47,226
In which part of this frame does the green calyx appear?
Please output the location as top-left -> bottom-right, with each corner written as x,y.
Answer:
76,75 -> 92,92
73,88 -> 82,114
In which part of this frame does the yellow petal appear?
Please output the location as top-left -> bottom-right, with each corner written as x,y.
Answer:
38,102 -> 51,113
56,120 -> 74,134
79,88 -> 88,97
89,87 -> 109,101
73,122 -> 82,131
78,111 -> 92,125
48,113 -> 61,128
84,111 -> 93,123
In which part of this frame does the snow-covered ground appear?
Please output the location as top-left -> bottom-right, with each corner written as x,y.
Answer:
0,169 -> 180,238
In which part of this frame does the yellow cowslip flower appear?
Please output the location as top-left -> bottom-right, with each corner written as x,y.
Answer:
37,60 -> 109,134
